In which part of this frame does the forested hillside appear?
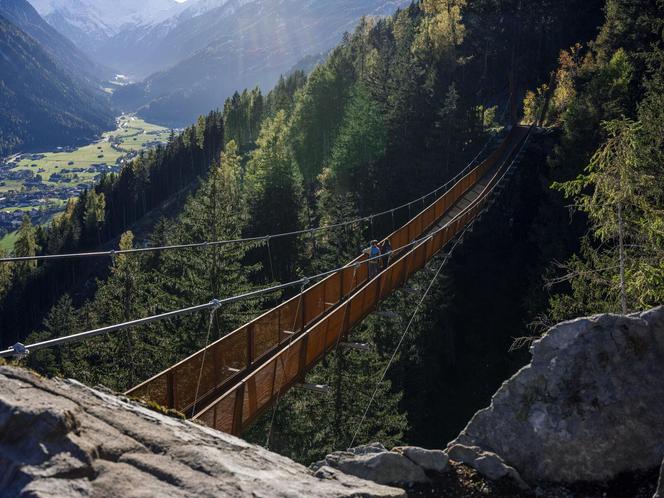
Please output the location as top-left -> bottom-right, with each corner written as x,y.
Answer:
0,110 -> 226,340
0,13 -> 114,156
530,0 -> 664,321
4,0 -> 662,469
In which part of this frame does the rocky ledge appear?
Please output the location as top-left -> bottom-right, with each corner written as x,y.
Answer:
315,307 -> 664,497
0,366 -> 403,498
2,306 -> 663,497
448,307 -> 664,485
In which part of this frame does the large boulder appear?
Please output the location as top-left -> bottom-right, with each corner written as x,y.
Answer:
448,307 -> 664,483
0,366 -> 404,498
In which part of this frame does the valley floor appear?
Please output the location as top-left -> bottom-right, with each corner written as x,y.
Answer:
0,115 -> 174,251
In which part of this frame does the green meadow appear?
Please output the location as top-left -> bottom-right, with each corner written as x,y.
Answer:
0,116 -> 172,251
2,116 -> 171,194
0,230 -> 18,253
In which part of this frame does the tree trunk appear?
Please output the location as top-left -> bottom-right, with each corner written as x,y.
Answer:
617,202 -> 627,315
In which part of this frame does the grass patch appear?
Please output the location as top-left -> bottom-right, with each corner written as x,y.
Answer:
0,230 -> 19,253
1,115 -> 171,198
7,141 -> 122,192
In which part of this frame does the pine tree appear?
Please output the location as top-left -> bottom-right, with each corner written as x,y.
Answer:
24,295 -> 80,378
550,116 -> 664,318
245,111 -> 306,283
83,189 -> 106,245
14,214 -> 39,276
415,0 -> 467,62
327,84 -> 387,194
0,249 -> 13,309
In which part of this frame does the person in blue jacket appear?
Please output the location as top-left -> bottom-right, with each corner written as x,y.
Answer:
368,240 -> 381,278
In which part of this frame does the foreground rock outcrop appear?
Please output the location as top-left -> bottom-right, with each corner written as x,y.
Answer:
312,443 -> 449,485
0,366 -> 403,498
448,307 -> 664,484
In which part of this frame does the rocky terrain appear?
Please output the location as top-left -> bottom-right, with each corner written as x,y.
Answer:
448,307 -> 664,485
1,307 -> 662,497
317,307 -> 664,497
0,365 -> 403,497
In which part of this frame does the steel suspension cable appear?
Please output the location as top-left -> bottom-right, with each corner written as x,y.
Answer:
0,241 -> 424,358
192,304 -> 221,415
0,133 -> 496,265
347,224 -> 471,450
0,130 -> 525,360
345,127 -> 532,449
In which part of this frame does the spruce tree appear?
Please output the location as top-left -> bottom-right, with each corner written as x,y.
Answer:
14,214 -> 39,276
245,111 -> 306,283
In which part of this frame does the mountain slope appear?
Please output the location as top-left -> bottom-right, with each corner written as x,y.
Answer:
0,0 -> 110,82
0,14 -> 114,156
112,0 -> 409,126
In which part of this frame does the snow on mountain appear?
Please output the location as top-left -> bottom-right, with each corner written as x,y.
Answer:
29,0 -> 184,33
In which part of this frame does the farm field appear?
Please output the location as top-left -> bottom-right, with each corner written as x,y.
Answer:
7,116 -> 171,191
10,140 -> 122,186
0,115 -> 173,252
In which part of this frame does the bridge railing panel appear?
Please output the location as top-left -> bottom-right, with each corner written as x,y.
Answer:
251,313 -> 276,360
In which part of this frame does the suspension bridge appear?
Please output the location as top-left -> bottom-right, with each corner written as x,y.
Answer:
0,122 -> 532,437
122,124 -> 533,436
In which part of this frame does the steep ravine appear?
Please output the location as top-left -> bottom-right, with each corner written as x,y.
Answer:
401,130 -> 585,448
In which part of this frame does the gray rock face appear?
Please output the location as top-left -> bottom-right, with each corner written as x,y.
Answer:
448,307 -> 664,483
313,445 -> 448,486
0,366 -> 403,498
446,444 -> 527,488
655,459 -> 664,498
393,446 -> 449,474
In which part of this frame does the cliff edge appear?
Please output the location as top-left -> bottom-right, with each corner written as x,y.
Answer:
0,366 -> 403,498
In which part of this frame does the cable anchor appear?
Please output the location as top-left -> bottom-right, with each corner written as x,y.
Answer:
11,343 -> 29,358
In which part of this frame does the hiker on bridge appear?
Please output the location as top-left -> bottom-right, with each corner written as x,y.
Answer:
380,239 -> 392,270
367,240 -> 381,278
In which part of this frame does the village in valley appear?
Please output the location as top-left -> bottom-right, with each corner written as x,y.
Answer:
0,115 -> 173,248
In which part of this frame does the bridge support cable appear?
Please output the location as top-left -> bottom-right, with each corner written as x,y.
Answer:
0,131 -> 498,266
347,129 -> 537,439
192,302 -> 222,415
348,223 -> 471,450
186,126 -> 532,435
0,225 -> 470,361
265,237 -> 276,282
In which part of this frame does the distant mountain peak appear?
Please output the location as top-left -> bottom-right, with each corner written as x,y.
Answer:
28,0 -> 186,35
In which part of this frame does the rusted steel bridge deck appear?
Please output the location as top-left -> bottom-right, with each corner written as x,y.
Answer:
127,125 -> 531,435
